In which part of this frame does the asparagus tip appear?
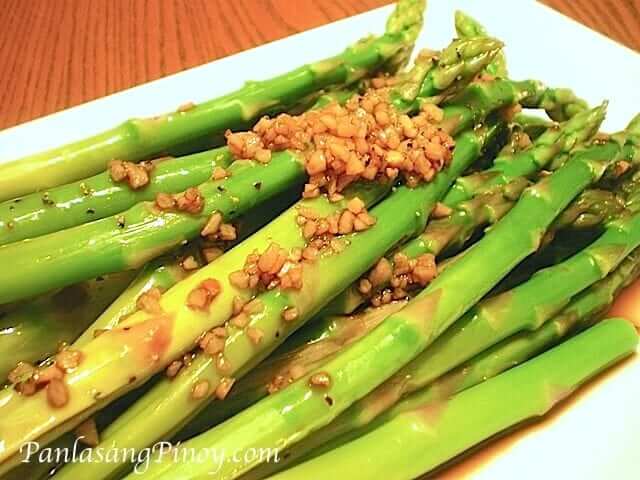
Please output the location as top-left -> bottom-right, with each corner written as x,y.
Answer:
625,112 -> 640,136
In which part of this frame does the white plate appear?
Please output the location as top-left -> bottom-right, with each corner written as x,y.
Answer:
1,1 -> 639,478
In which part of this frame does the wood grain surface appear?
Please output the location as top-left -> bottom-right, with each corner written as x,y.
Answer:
0,0 -> 637,130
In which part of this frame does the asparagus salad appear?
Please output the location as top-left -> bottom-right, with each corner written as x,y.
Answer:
0,2 -> 638,478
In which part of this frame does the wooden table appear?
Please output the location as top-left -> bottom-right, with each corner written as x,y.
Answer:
0,0 -> 638,130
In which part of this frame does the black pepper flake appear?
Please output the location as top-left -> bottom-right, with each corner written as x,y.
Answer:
87,208 -> 96,215
42,193 -> 55,206
96,276 -> 105,282
13,198 -> 22,203
9,205 -> 14,211
253,181 -> 262,190
324,395 -> 334,406
128,376 -> 137,384
116,215 -> 126,228
217,185 -> 226,192
275,331 -> 280,338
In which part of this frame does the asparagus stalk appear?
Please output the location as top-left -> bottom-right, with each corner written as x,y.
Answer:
0,153 -> 304,304
270,318 -> 638,480
366,184 -> 640,405
178,301 -> 409,440
526,85 -> 589,122
74,258 -> 190,348
0,0 -> 426,203
73,179 -> 300,347
262,250 -> 640,473
0,37 -> 506,305
513,113 -> 555,140
0,194 -> 276,374
372,247 -> 640,428
391,37 -> 504,112
442,102 -> 606,206
94,79 -> 544,464
0,271 -> 136,381
454,10 -> 508,77
0,176 -> 390,468
53,110 -> 502,480
0,147 -> 234,245
132,116 -> 640,480
0,42 -> 512,468
267,185 -> 640,470
323,104 -> 605,315
188,160 -> 613,443
0,89 -> 357,247
53,65 -> 529,477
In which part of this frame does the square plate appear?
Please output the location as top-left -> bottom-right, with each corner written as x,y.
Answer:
0,1 -> 638,478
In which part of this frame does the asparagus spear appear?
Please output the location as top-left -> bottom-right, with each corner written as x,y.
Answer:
0,37 -> 505,305
527,86 -> 589,122
0,89 -> 358,247
442,102 -> 606,206
323,104 -> 605,315
454,10 -> 508,77
65,79 -> 530,473
0,271 -> 136,381
73,177 -> 301,347
186,163 -> 619,445
0,191 -> 287,378
0,174 -> 390,467
131,115 -> 640,480
0,147 -> 233,245
513,113 -> 555,140
370,247 -> 640,430
178,301 -> 409,440
270,318 -> 638,480
51,63 -> 530,477
449,20 -> 586,123
391,37 -> 504,112
250,248 -> 640,479
262,182 -> 640,471
0,0 -> 426,203
52,110 -> 504,480
73,255 -> 194,348
0,153 -> 304,304
0,43 -> 513,468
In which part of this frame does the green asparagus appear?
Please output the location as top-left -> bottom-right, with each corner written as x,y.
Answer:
0,148 -> 233,245
442,102 -> 606,206
454,10 -> 507,77
260,178 -> 640,473
0,271 -> 136,381
0,0 -> 426,202
323,103 -> 605,315
177,301 -> 409,440
131,117 -> 640,480
1,5 -> 638,480
250,248 -> 640,477
0,36 -> 505,305
0,154 -> 304,304
0,89 -> 360,246
391,37 -> 504,112
369,247 -> 640,432
53,110 -> 503,480
270,318 -> 638,479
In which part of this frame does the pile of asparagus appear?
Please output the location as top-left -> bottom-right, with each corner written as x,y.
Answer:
0,2 -> 638,479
